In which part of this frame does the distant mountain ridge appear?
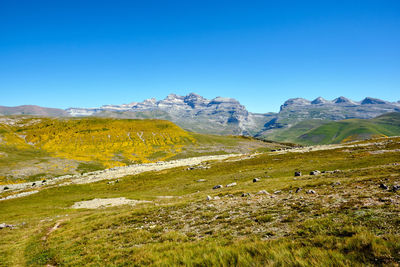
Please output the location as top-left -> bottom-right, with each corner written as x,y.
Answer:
66,93 -> 275,135
1,94 -> 399,138
0,105 -> 68,117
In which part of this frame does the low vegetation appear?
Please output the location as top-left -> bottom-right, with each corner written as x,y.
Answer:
0,116 -> 278,183
265,112 -> 400,145
1,135 -> 399,266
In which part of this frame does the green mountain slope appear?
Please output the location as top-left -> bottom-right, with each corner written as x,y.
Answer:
297,112 -> 400,145
0,116 -> 282,183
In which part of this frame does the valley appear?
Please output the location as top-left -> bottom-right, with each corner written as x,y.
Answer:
0,130 -> 399,265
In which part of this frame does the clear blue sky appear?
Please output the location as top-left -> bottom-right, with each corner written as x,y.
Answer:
1,0 -> 399,112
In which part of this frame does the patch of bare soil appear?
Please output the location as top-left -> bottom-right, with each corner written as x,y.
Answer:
71,198 -> 151,209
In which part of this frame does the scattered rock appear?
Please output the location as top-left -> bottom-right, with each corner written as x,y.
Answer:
213,185 -> 223,190
197,179 -> 206,182
257,190 -> 269,195
310,170 -> 321,175
253,178 -> 260,183
295,187 -> 302,193
0,223 -> 14,229
294,172 -> 302,177
306,189 -> 316,194
226,182 -> 237,187
392,185 -> 400,192
379,183 -> 388,190
241,193 -> 251,197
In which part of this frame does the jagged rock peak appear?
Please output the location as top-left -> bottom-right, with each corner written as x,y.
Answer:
311,97 -> 330,105
361,97 -> 387,105
333,96 -> 354,104
280,98 -> 311,111
183,93 -> 209,108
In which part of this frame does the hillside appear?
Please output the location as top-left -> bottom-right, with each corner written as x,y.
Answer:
0,105 -> 68,117
290,112 -> 400,145
1,136 -> 400,265
0,116 -> 281,183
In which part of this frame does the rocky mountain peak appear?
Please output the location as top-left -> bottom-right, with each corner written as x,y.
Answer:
311,97 -> 329,105
361,97 -> 387,105
333,96 -> 354,104
183,93 -> 208,108
280,98 -> 311,111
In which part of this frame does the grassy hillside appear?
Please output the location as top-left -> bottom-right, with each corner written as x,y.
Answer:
1,136 -> 399,265
261,119 -> 330,143
297,112 -> 400,145
0,116 -> 280,183
264,112 -> 400,145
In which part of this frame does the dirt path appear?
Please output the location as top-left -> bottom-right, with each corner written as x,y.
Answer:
1,153 -> 244,200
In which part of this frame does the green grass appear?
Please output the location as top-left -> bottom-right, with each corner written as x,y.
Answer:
0,136 -> 400,265
266,112 -> 400,145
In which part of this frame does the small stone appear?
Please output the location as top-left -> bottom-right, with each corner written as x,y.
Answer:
306,190 -> 316,194
197,179 -> 206,182
253,178 -> 260,183
257,190 -> 269,195
214,196 -> 220,200
379,183 -> 388,190
294,172 -> 302,177
0,223 -> 14,229
332,182 -> 341,187
226,182 -> 237,187
392,185 -> 400,192
310,170 -> 320,175
42,180 -> 46,183
241,193 -> 251,197
32,183 -> 36,186
3,186 -> 9,191
206,195 -> 212,201
274,190 -> 281,194
295,187 -> 302,193
213,185 -> 223,190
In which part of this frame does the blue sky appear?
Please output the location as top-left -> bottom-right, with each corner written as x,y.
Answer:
1,0 -> 399,112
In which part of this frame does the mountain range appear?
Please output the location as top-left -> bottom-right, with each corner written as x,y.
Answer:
1,94 -> 399,140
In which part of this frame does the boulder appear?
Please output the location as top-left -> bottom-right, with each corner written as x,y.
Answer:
392,185 -> 400,192
295,187 -> 302,193
213,185 -> 223,190
241,193 -> 251,197
379,183 -> 388,190
253,178 -> 260,183
257,190 -> 269,195
306,189 -> 316,194
226,182 -> 237,187
310,170 -> 321,175
0,223 -> 14,229
294,172 -> 302,177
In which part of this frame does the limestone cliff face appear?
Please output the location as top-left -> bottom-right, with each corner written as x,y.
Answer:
67,93 -> 273,135
65,94 -> 400,136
